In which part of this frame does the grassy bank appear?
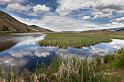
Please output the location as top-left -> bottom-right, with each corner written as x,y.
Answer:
40,32 -> 124,48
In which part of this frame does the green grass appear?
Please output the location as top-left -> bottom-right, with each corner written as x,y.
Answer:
103,49 -> 124,82
103,49 -> 124,69
112,49 -> 124,69
40,32 -> 124,48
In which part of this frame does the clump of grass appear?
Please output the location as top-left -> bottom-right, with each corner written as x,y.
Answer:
103,55 -> 115,64
113,49 -> 124,69
102,49 -> 124,82
103,49 -> 124,69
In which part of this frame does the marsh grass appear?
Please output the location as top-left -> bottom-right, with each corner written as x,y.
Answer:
33,56 -> 109,82
112,49 -> 124,69
0,49 -> 123,82
40,32 -> 124,48
102,49 -> 124,82
102,49 -> 124,69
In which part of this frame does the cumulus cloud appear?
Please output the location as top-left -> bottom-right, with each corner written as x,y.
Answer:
0,0 -> 15,5
15,14 -> 124,32
56,0 -> 124,18
82,16 -> 91,20
16,15 -> 104,32
1,0 -> 32,15
2,0 -> 124,31
56,0 -> 94,16
0,0 -> 50,16
39,16 -> 92,31
103,21 -> 124,28
93,10 -> 112,19
112,17 -> 124,22
95,0 -> 124,10
0,0 -> 26,5
33,5 -> 50,14
6,2 -> 31,13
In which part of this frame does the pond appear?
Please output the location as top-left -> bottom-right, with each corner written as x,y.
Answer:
0,33 -> 124,69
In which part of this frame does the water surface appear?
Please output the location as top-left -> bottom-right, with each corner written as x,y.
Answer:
0,33 -> 124,69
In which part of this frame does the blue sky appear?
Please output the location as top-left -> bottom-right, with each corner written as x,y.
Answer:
0,0 -> 124,31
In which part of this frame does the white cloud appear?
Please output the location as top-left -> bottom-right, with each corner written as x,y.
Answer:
2,0 -> 32,15
93,10 -> 112,19
82,16 -> 91,20
6,0 -> 124,31
14,14 -> 124,32
39,16 -> 92,31
56,0 -> 124,18
103,21 -> 124,28
6,2 -> 31,13
96,0 -> 124,7
0,0 -> 26,5
56,0 -> 94,16
113,17 -> 124,22
5,2 -> 50,16
0,0 -> 15,4
33,5 -> 50,14
16,15 -> 103,32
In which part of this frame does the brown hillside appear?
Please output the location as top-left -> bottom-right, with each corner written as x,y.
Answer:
0,11 -> 34,32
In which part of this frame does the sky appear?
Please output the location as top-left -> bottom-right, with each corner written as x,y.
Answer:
0,0 -> 124,31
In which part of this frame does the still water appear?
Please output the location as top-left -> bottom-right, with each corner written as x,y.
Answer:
0,33 -> 124,69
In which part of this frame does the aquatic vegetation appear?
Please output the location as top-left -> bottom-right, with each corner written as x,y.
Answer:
40,32 -> 124,48
33,57 -> 109,82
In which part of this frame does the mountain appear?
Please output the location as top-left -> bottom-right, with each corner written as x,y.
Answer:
30,25 -> 53,32
81,29 -> 115,34
109,27 -> 124,32
0,11 -> 53,33
0,11 -> 36,32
